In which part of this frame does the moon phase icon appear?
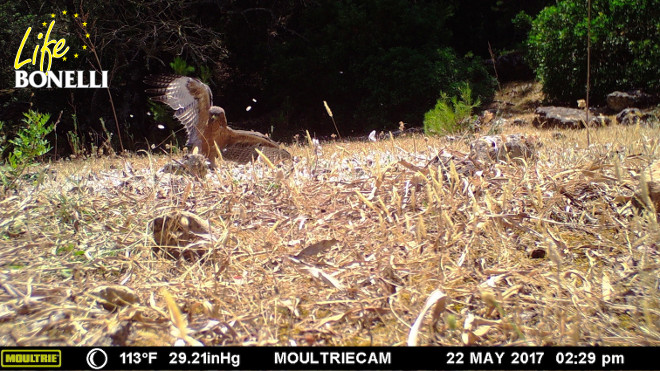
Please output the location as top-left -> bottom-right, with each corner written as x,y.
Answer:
86,348 -> 108,369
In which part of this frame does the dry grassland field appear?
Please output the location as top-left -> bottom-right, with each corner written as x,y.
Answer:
1,84 -> 659,347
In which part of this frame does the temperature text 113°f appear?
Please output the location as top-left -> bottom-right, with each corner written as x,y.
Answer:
120,352 -> 157,365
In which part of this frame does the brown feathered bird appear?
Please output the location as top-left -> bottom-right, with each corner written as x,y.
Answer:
145,75 -> 290,166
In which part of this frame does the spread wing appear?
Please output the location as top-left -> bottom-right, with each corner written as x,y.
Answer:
221,145 -> 292,164
222,128 -> 291,163
227,128 -> 281,148
145,75 -> 213,146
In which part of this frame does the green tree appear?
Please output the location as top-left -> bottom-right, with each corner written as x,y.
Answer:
527,0 -> 660,103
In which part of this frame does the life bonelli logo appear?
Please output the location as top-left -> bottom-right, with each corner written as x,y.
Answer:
13,9 -> 108,88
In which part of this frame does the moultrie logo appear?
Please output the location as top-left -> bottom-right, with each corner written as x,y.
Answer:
13,9 -> 108,89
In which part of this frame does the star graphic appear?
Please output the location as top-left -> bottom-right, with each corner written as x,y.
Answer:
51,13 -> 55,18
62,10 -> 67,15
74,14 -> 79,18
42,22 -> 47,26
82,22 -> 87,27
82,45 -> 87,50
63,56 -> 67,61
85,33 -> 90,38
74,53 -> 79,58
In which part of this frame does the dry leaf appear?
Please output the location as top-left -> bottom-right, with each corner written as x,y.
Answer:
161,288 -> 186,335
473,325 -> 493,337
295,239 -> 339,259
407,289 -> 448,346
461,331 -> 479,346
473,317 -> 502,327
602,273 -> 613,301
317,312 -> 348,328
462,314 -> 502,345
277,298 -> 301,317
461,313 -> 478,345
89,285 -> 139,311
302,267 -> 344,290
160,288 -> 202,346
564,270 -> 592,292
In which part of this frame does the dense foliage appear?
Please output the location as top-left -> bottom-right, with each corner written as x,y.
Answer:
265,0 -> 494,133
447,0 -> 548,56
527,0 -> 660,104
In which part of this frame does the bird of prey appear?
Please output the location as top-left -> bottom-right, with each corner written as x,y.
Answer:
145,75 -> 290,166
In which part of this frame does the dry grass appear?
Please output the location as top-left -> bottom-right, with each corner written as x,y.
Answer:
1,105 -> 660,346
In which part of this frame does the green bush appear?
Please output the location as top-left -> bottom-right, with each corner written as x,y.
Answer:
7,111 -> 54,168
527,0 -> 660,103
424,83 -> 480,135
1,110 -> 54,191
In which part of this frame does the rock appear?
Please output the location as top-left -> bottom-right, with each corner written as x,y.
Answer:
151,210 -> 214,260
616,108 -> 658,126
607,90 -> 657,111
469,134 -> 541,163
533,106 -> 611,128
616,108 -> 641,125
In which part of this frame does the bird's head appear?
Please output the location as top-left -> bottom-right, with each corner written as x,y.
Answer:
209,106 -> 227,127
